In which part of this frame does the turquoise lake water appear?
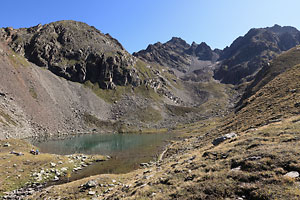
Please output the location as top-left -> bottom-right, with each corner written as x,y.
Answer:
33,133 -> 175,181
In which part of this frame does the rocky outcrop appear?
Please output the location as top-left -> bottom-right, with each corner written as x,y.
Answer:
214,24 -> 300,84
186,42 -> 219,62
0,20 -> 140,89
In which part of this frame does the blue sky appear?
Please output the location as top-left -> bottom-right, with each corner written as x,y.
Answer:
1,0 -> 300,53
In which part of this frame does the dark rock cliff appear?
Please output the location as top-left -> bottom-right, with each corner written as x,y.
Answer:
0,20 -> 140,89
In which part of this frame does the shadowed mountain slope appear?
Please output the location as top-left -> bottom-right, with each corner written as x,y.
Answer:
214,25 -> 300,84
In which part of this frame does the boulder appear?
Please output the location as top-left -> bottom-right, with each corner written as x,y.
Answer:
88,191 -> 96,195
284,171 -> 299,178
50,162 -> 56,167
3,143 -> 11,147
83,180 -> 97,189
212,132 -> 237,146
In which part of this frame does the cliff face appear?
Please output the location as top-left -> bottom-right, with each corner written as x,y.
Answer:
0,20 -> 140,89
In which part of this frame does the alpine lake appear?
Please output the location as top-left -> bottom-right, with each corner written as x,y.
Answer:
31,132 -> 177,182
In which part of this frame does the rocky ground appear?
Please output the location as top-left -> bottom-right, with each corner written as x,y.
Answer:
0,139 -> 107,199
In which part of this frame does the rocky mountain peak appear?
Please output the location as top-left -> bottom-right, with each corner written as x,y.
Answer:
134,38 -> 219,73
214,24 -> 300,85
0,20 -> 140,89
268,24 -> 300,36
166,37 -> 190,49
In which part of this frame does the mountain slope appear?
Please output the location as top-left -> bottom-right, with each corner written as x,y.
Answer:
0,40 -> 112,139
0,21 -> 237,139
222,47 -> 300,133
237,45 -> 300,109
214,25 -> 300,84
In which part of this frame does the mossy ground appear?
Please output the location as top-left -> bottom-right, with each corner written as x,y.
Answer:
0,109 -> 17,126
7,50 -> 30,68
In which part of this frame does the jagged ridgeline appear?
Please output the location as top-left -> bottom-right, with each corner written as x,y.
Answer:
133,37 -> 221,73
135,25 -> 300,86
0,20 -> 163,90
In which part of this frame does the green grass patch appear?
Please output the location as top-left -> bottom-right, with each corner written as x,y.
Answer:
133,85 -> 162,102
84,81 -> 132,103
83,112 -> 116,129
60,58 -> 79,67
0,110 -> 17,126
8,50 -> 30,68
165,104 -> 198,116
134,59 -> 154,80
136,106 -> 162,123
84,80 -> 163,103
29,87 -> 38,99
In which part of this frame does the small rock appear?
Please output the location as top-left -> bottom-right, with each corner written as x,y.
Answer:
88,191 -> 96,195
246,156 -> 262,161
50,162 -> 56,167
284,171 -> 299,178
159,177 -> 171,185
231,166 -> 241,171
60,167 -> 68,172
3,143 -> 11,147
56,171 -> 61,176
53,176 -> 59,181
84,180 -> 97,188
95,158 -> 106,162
58,161 -> 63,164
140,163 -> 149,167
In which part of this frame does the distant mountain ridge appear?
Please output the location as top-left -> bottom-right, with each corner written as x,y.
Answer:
214,24 -> 300,84
133,37 -> 220,73
135,24 -> 300,86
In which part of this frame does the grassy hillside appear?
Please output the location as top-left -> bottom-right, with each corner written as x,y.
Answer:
223,63 -> 300,134
238,46 -> 300,109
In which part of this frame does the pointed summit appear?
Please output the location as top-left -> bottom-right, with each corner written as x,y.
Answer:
166,37 -> 190,50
